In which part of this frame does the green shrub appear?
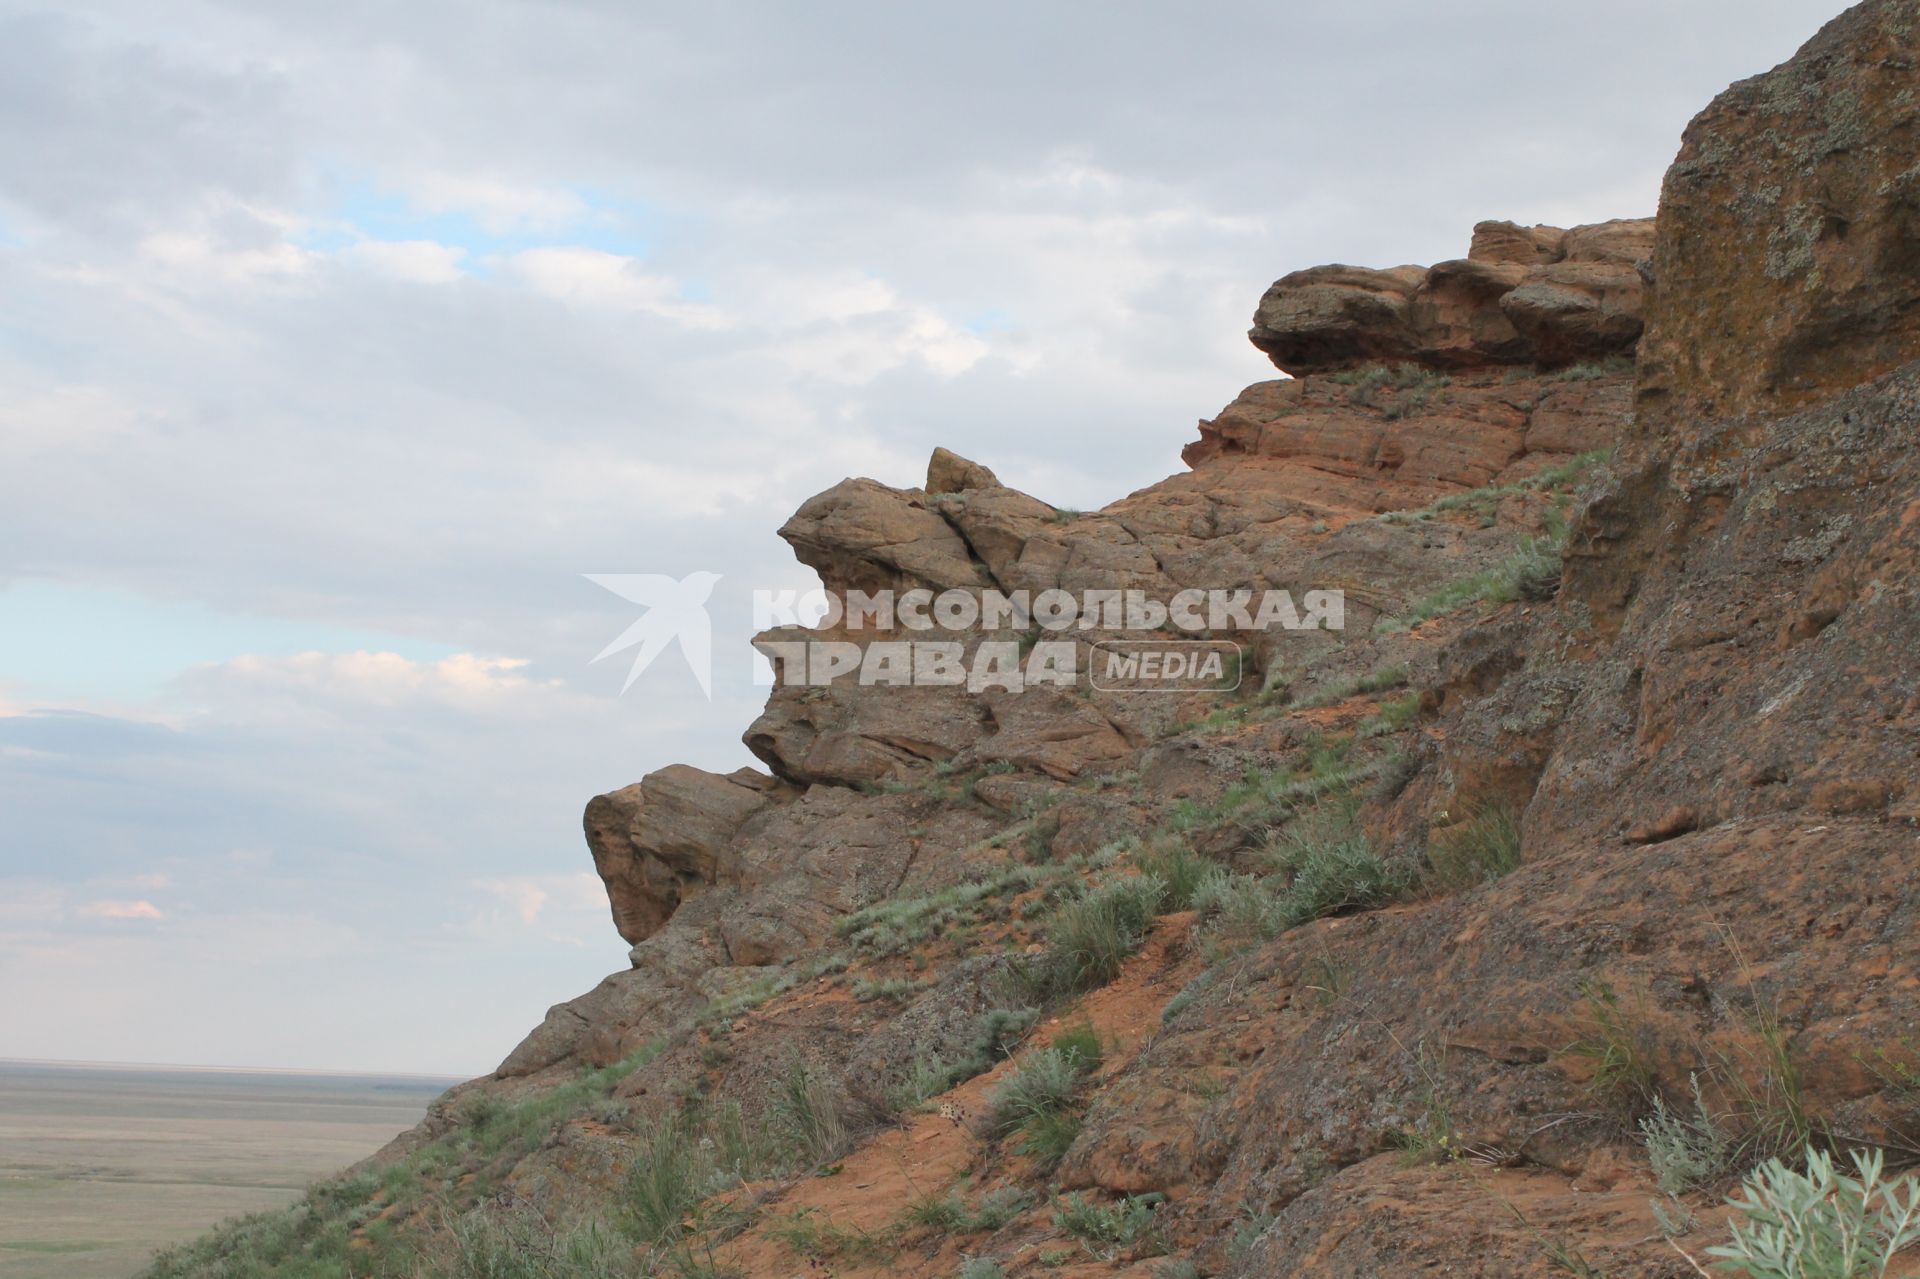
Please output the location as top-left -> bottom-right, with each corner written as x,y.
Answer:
1018,1108 -> 1085,1171
903,1186 -> 1032,1236
957,1256 -> 1007,1279
852,976 -> 924,1003
1375,525 -> 1567,634
1358,692 -> 1419,737
1133,839 -> 1210,911
1274,832 -> 1409,927
1051,1192 -> 1162,1251
988,1048 -> 1084,1134
1703,1147 -> 1920,1279
1037,874 -> 1165,995
1050,1020 -> 1104,1073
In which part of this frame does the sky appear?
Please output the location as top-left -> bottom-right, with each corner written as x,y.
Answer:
0,0 -> 1846,1076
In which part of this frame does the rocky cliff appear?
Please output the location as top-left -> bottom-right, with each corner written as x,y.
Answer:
148,4 -> 1920,1277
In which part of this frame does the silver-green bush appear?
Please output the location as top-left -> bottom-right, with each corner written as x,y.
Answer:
1704,1147 -> 1920,1279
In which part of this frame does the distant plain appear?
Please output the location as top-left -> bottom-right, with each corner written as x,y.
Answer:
0,1060 -> 454,1279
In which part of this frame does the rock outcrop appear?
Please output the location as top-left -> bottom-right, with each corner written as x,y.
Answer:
1635,0 -> 1920,429
584,765 -> 792,944
1249,217 -> 1654,375
162,6 -> 1920,1278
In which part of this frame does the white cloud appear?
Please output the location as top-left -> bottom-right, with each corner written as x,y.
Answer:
137,220 -> 318,289
339,238 -> 469,283
0,0 -> 1850,1074
500,246 -> 727,328
472,873 -> 604,926
185,651 -> 550,711
76,899 -> 163,920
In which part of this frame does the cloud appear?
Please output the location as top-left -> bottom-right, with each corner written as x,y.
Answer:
501,246 -> 725,327
0,0 -> 1849,1074
185,651 -> 547,710
339,239 -> 470,283
472,873 -> 605,926
76,899 -> 163,920
404,173 -> 591,234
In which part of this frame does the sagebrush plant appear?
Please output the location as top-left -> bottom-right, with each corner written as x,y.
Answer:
1694,1147 -> 1920,1279
1641,1074 -> 1736,1195
1191,866 -> 1284,948
450,1212 -> 639,1279
1052,1192 -> 1163,1254
956,1255 -> 1007,1279
1272,828 -> 1410,926
891,1006 -> 1041,1111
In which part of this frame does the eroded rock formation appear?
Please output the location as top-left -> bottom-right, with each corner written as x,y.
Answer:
1249,217 -> 1654,374
178,5 -> 1920,1277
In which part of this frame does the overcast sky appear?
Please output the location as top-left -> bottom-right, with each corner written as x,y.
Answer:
0,0 -> 1844,1076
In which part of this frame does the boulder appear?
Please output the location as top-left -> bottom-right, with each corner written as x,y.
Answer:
1249,218 -> 1653,374
778,477 -> 990,596
583,764 -> 790,944
924,446 -> 999,495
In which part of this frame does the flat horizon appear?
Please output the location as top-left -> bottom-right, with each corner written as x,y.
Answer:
0,1056 -> 470,1083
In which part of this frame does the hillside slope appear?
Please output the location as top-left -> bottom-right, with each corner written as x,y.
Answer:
148,2 -> 1920,1276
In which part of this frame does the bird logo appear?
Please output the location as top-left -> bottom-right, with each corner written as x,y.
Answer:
585,571 -> 722,698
